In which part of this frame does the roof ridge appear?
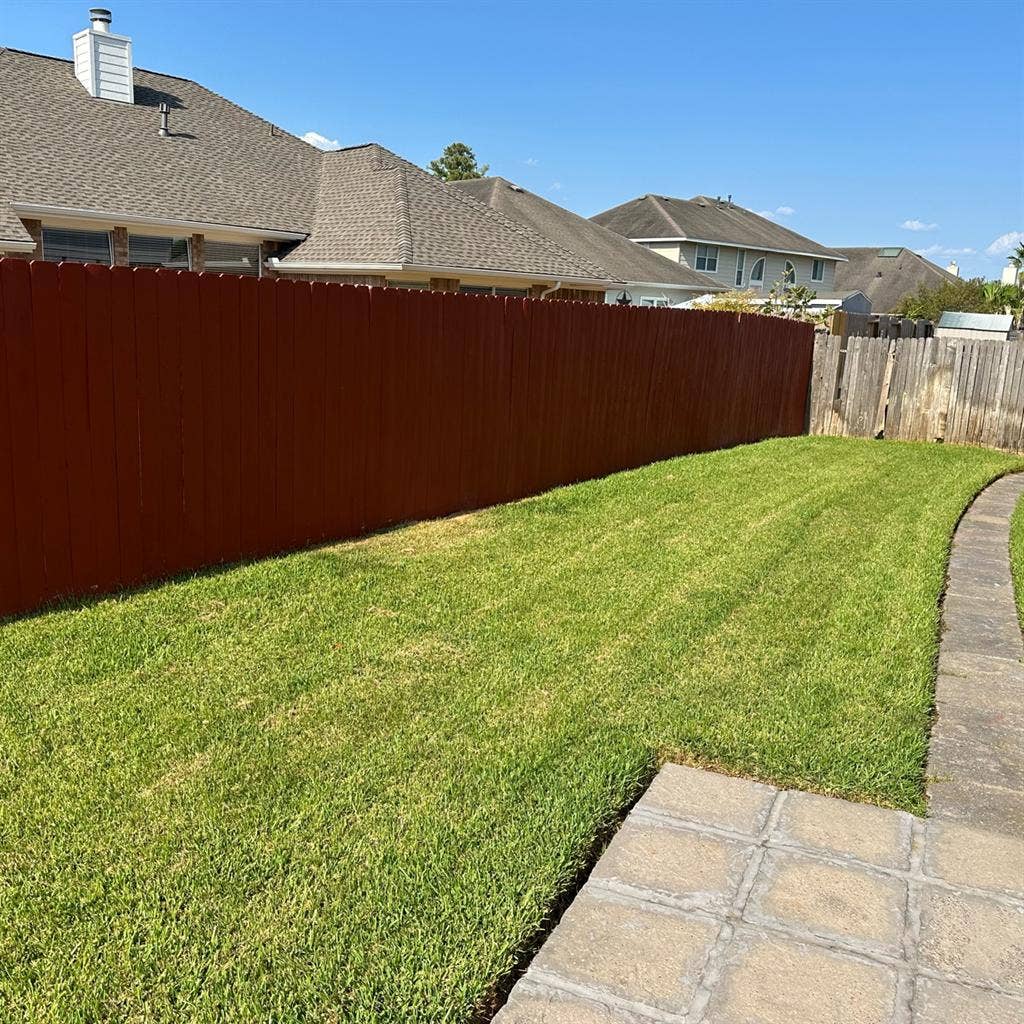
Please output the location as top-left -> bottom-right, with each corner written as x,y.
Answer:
646,193 -> 686,236
394,166 -> 414,263
380,151 -> 614,280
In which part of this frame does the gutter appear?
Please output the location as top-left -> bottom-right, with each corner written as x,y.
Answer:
11,203 -> 307,242
268,258 -> 615,290
629,237 -> 848,262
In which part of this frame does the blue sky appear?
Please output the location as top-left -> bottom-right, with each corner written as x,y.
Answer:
4,0 -> 1022,279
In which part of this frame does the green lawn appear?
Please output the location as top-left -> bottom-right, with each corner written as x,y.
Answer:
1011,491 -> 1024,626
2,436 -> 1018,1022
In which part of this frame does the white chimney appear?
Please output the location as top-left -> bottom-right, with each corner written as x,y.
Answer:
73,8 -> 134,103
946,260 -> 960,277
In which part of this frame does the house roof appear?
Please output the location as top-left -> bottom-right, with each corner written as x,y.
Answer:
590,194 -> 846,261
453,177 -> 721,292
0,48 -> 322,237
833,247 -> 961,314
937,311 -> 1013,332
0,48 -> 611,285
282,151 -> 609,281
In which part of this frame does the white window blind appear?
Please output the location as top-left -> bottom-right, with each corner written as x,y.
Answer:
41,228 -> 112,265
128,234 -> 190,269
204,241 -> 261,277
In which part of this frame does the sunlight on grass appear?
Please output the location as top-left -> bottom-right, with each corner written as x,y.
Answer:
1,436 -> 1018,1022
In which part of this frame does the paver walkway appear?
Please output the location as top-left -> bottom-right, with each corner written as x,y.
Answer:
930,472 -> 1024,836
495,476 -> 1024,1023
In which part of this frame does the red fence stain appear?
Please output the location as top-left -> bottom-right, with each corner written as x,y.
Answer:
0,261 -> 813,618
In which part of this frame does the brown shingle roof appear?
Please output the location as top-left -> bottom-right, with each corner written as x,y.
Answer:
1,49 -> 612,283
591,194 -> 846,261
454,177 -> 721,291
833,247 -> 961,313
284,149 -> 610,280
0,48 -> 321,235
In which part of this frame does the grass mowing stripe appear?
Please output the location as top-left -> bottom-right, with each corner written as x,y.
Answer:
1,436 -> 1020,1022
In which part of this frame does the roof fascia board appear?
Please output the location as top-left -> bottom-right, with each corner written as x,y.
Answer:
271,258 -> 616,287
11,203 -> 307,241
629,236 -> 848,262
0,238 -> 38,252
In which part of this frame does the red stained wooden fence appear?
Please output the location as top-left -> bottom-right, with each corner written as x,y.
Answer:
0,260 -> 813,618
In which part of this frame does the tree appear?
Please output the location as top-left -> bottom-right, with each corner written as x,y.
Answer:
894,277 -> 990,322
1008,243 -> 1024,271
428,142 -> 489,181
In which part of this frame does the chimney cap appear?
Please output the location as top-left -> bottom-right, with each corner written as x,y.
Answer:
89,7 -> 112,28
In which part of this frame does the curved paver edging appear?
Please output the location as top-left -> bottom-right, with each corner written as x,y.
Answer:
929,472 -> 1024,836
493,475 -> 1024,1023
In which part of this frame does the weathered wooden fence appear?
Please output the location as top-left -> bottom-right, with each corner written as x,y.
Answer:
0,259 -> 813,618
810,334 -> 1024,449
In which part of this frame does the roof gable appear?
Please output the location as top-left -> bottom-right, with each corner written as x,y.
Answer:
455,177 -> 720,291
834,247 -> 961,313
590,193 -> 845,261
282,150 -> 610,281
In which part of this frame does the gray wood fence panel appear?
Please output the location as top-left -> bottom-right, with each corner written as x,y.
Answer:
809,335 -> 1024,452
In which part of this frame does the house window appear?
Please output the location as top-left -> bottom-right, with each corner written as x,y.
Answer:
128,234 -> 190,270
639,297 -> 670,307
457,286 -> 530,297
735,250 -> 746,287
694,244 -> 719,272
811,259 -> 824,282
750,257 -> 765,285
204,240 -> 261,277
41,227 -> 111,265
783,260 -> 796,285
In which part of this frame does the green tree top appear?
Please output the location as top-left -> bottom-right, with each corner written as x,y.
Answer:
428,142 -> 489,181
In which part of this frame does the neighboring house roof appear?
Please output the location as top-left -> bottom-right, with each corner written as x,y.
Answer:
833,247 -> 960,313
590,194 -> 846,261
0,47 -> 321,238
281,150 -> 609,281
0,48 -> 611,285
937,311 -> 1013,332
452,177 -> 721,292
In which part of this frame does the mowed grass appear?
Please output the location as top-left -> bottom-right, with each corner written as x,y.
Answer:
1011,491 -> 1024,625
1,436 -> 1019,1022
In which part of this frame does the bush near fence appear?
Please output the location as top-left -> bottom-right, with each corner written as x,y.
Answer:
0,259 -> 813,618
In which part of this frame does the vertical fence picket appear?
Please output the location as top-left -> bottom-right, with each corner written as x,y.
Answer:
0,262 -> 814,618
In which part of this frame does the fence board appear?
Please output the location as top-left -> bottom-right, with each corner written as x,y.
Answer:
0,261 -> 812,617
811,334 -> 1024,452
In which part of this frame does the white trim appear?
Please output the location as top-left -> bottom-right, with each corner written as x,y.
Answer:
0,238 -> 38,253
269,258 -> 613,289
624,279 -> 724,292
11,204 -> 306,242
629,236 -> 848,262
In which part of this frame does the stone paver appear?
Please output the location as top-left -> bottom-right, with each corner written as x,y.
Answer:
495,476 -> 1024,1023
930,473 -> 1024,836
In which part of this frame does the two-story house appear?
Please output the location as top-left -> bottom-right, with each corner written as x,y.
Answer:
591,194 -> 850,299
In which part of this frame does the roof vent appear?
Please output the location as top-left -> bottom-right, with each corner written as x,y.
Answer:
73,7 -> 134,103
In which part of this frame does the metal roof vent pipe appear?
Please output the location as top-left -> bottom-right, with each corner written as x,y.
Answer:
89,7 -> 112,31
158,102 -> 170,137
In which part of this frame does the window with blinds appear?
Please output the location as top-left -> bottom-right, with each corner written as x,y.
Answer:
128,234 -> 190,269
41,228 -> 112,265
204,241 -> 261,277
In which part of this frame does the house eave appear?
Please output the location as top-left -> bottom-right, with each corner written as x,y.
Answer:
630,237 -> 848,263
10,203 -> 308,242
271,258 -> 616,289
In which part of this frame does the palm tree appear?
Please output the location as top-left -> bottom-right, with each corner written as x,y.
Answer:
1009,243 -> 1024,271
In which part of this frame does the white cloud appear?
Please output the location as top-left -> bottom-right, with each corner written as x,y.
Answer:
757,206 -> 795,221
915,244 -> 976,257
900,219 -> 938,232
301,130 -> 341,151
550,181 -> 563,191
985,230 -> 1024,257
524,157 -> 540,166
